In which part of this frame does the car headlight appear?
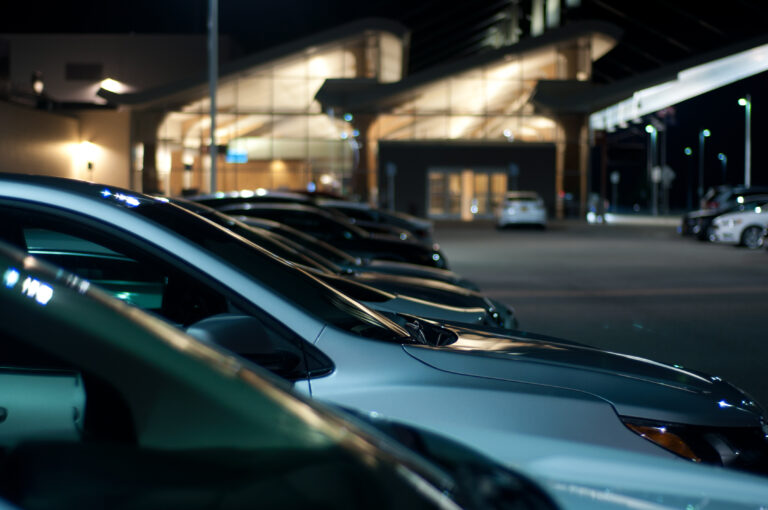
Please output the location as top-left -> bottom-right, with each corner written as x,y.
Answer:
621,416 -> 768,472
622,420 -> 701,462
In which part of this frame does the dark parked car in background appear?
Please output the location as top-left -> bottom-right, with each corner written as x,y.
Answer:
216,202 -> 449,269
681,188 -> 768,238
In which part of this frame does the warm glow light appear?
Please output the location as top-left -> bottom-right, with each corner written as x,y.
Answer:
100,78 -> 126,94
270,160 -> 287,172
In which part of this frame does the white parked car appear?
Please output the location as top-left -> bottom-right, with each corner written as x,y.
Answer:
710,201 -> 768,249
495,191 -> 547,228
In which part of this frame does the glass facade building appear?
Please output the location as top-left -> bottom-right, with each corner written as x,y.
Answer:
117,19 -> 617,218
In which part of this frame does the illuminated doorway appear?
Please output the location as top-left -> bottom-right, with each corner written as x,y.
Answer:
428,168 -> 507,220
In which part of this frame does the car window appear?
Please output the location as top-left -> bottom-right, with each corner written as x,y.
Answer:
0,206 -> 340,379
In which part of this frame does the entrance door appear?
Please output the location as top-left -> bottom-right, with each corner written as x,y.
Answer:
428,168 -> 507,220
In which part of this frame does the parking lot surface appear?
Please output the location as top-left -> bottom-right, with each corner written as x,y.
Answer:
435,219 -> 768,409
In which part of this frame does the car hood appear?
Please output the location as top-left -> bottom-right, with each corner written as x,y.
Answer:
403,325 -> 764,427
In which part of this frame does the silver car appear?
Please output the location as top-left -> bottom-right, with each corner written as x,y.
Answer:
1,174 -> 767,480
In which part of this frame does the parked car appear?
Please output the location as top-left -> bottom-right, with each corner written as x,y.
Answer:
710,200 -> 768,248
495,191 -> 547,229
699,185 -> 768,210
680,192 -> 768,238
2,175 -> 768,480
0,241 -> 484,510
317,199 -> 435,243
237,216 -> 479,290
166,199 -> 514,329
216,201 -> 449,269
186,189 -> 422,241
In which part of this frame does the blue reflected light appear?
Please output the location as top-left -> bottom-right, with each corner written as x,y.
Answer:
102,188 -> 140,207
3,268 -> 20,288
21,276 -> 54,305
718,400 -> 733,408
114,193 -> 140,207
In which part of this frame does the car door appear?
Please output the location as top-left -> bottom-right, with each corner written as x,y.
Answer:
0,205 -> 327,388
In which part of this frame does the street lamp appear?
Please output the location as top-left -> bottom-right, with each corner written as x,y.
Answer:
718,153 -> 728,184
738,95 -> 751,187
698,128 -> 711,203
684,146 -> 693,210
646,124 -> 659,215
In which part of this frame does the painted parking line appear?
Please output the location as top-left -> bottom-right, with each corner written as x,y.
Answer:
484,286 -> 768,299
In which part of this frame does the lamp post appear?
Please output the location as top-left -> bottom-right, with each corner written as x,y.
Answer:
718,153 -> 728,184
684,147 -> 693,210
646,124 -> 658,215
698,128 -> 711,204
738,95 -> 751,188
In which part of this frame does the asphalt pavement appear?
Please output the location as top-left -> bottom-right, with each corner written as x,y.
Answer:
434,218 -> 768,409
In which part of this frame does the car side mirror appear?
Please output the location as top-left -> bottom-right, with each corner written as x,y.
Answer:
186,314 -> 304,379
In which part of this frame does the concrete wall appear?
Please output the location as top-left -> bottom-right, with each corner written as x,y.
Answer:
2,34 -> 233,104
378,140 -> 557,218
0,101 -> 131,186
0,100 -> 78,177
77,109 -> 131,188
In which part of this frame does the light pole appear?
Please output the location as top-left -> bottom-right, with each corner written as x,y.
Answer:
698,128 -> 711,204
718,153 -> 728,184
738,95 -> 751,187
646,124 -> 659,215
684,147 -> 693,210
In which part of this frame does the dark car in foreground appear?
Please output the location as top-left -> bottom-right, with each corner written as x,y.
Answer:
0,240 -> 563,510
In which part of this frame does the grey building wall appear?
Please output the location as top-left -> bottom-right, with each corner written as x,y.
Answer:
377,140 -> 557,217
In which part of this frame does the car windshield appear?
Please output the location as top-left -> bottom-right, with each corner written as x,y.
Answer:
131,201 -> 410,342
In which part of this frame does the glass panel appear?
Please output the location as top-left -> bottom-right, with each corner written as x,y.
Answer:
376,115 -> 414,140
491,173 -> 508,211
521,48 -> 557,80
308,51 -> 343,78
473,173 -> 489,215
449,79 -> 485,114
379,32 -> 403,83
448,173 -> 461,215
237,77 -> 273,112
486,80 -> 526,114
273,57 -> 307,78
428,172 -> 446,216
413,82 -> 449,113
449,116 -> 484,139
272,116 -> 308,139
412,116 -> 448,139
273,79 -> 308,111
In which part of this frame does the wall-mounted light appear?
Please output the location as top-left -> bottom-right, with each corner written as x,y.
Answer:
99,78 -> 127,94
30,71 -> 44,95
79,141 -> 98,173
